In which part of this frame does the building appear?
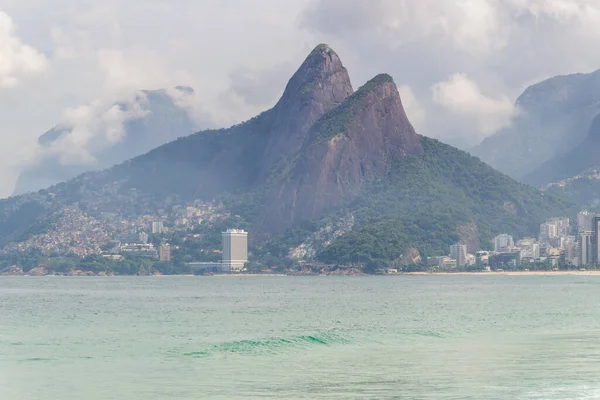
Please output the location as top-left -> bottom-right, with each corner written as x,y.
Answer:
578,210 -> 593,232
553,218 -> 571,237
222,229 -> 248,272
540,217 -> 571,243
440,257 -> 457,270
565,242 -> 578,266
518,238 -> 540,261
187,262 -> 223,274
117,243 -> 158,258
449,244 -> 468,267
592,215 -> 600,265
539,223 -> 557,243
475,251 -> 490,267
578,231 -> 593,266
494,234 -> 514,252
489,252 -> 521,269
139,232 -> 149,244
151,221 -> 164,234
159,244 -> 171,262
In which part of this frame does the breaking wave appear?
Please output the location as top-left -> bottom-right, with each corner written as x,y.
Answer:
182,331 -> 351,358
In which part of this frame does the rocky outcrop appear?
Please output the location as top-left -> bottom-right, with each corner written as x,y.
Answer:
0,265 -> 24,276
457,222 -> 480,254
26,266 -> 48,276
264,74 -> 423,231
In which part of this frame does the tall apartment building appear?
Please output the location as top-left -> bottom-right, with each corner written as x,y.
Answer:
540,218 -> 570,243
222,229 -> 248,272
139,232 -> 149,244
449,244 -> 468,267
578,210 -> 593,232
151,221 -> 164,234
494,234 -> 514,252
592,216 -> 600,265
578,231 -> 593,266
159,243 -> 171,262
539,222 -> 557,243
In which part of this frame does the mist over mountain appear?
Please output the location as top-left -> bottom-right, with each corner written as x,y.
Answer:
471,69 -> 600,180
0,45 -> 572,264
12,87 -> 198,196
523,114 -> 600,186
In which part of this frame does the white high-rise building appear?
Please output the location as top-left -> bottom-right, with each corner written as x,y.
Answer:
578,231 -> 593,266
222,229 -> 248,272
151,221 -> 164,234
578,211 -> 593,232
494,234 -> 514,252
449,244 -> 468,267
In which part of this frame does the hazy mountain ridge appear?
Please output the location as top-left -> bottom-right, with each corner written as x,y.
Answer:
471,69 -> 600,180
0,45 -> 574,263
12,87 -> 198,196
524,113 -> 600,186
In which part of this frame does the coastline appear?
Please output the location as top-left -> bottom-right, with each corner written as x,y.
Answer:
402,270 -> 600,276
3,271 -> 600,277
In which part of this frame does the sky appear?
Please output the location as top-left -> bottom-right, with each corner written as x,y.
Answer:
2,0 -> 600,197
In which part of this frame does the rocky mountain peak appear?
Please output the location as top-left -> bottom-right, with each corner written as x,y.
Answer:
262,73 -> 423,232
260,44 -> 354,176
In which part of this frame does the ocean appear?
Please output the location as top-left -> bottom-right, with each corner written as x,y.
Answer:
2,275 -> 600,399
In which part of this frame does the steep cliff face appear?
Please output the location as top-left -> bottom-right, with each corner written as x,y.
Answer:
260,44 -> 353,177
264,74 -> 423,231
99,44 -> 354,199
524,113 -> 600,185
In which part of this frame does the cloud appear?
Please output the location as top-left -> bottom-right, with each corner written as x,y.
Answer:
432,73 -> 517,137
228,64 -> 294,107
301,0 -> 600,147
33,92 -> 150,166
397,85 -> 426,131
0,10 -> 47,87
3,1 -> 600,195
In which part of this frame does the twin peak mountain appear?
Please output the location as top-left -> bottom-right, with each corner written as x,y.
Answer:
1,43 -> 569,250
105,44 -> 423,231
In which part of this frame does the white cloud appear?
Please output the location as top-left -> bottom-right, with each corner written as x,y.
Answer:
0,10 -> 47,87
3,1 -> 600,194
34,92 -> 150,166
301,0 -> 600,147
397,85 -> 426,131
432,73 -> 517,138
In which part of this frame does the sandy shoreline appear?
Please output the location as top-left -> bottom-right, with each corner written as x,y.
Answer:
403,270 -> 600,276
4,271 -> 600,277
215,271 -> 600,277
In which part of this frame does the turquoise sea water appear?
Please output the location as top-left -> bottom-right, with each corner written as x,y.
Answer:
2,275 -> 600,399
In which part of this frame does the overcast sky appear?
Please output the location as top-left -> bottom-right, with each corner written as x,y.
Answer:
2,0 -> 600,197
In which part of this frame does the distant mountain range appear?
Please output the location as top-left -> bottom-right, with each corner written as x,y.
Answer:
0,45 -> 573,264
471,69 -> 600,181
12,87 -> 197,195
523,113 -> 600,186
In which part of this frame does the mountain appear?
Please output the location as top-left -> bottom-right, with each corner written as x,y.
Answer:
523,113 -> 600,186
0,44 -> 573,265
471,69 -> 600,180
261,73 -> 423,232
12,87 -> 198,195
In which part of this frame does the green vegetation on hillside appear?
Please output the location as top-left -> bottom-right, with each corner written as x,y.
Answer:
546,178 -> 600,211
316,136 -> 573,265
310,74 -> 393,143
